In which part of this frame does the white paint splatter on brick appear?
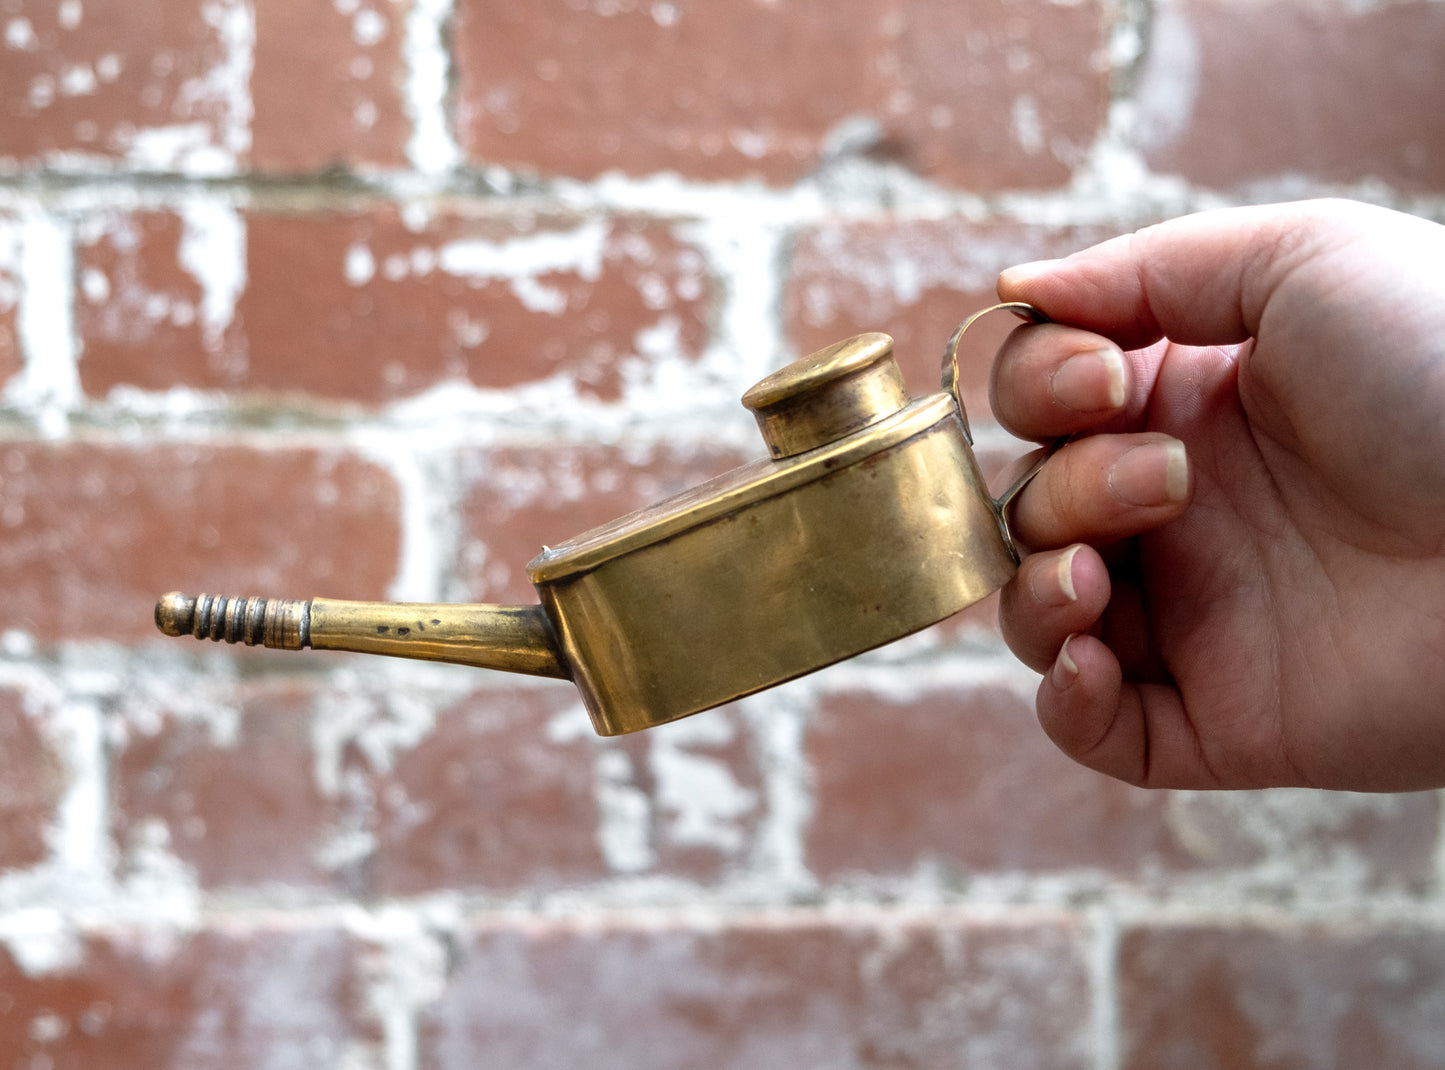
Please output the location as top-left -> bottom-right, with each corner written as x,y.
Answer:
177,196 -> 247,358
0,217 -> 20,314
595,746 -> 656,874
1012,94 -> 1045,155
650,715 -> 757,854
0,908 -> 83,976
1129,0 -> 1200,156
0,668 -> 201,975
117,0 -> 254,174
5,17 -> 37,51
436,220 -> 610,316
403,0 -> 461,175
350,906 -> 449,1070
738,692 -> 814,891
7,211 -> 80,426
311,669 -> 441,797
352,6 -> 387,47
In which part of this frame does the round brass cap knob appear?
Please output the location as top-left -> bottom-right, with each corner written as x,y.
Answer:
741,333 -> 910,459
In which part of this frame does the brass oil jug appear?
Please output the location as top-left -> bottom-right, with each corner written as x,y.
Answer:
156,305 -> 1050,736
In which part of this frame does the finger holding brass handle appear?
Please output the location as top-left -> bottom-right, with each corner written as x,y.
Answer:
156,306 -> 1056,736
942,301 -> 1065,559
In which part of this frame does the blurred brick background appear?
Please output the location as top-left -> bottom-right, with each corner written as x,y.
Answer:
1,0 -> 1443,1067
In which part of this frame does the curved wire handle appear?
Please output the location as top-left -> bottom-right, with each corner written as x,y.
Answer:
942,301 -> 1052,445
942,301 -> 1059,559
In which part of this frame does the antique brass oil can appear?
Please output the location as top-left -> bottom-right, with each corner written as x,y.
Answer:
156,305 -> 1049,736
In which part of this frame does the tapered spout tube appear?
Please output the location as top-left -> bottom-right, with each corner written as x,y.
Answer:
155,592 -> 571,680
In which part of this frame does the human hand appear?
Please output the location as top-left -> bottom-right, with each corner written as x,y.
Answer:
992,199 -> 1445,791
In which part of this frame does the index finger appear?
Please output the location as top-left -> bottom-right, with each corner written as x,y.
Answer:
996,201 -> 1343,351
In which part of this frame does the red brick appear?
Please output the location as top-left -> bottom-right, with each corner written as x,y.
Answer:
241,208 -> 712,404
454,0 -> 1110,187
0,0 -> 249,173
456,441 -> 748,604
807,685 -> 1184,878
422,913 -> 1092,1069
0,682 -> 67,871
76,208 -> 247,395
1135,0 -> 1445,193
0,441 -> 401,643
77,206 -> 714,404
363,685 -> 768,893
111,679 -> 344,889
1120,922 -> 1445,1070
251,1 -> 409,172
804,684 -> 1439,883
0,926 -> 381,1068
786,218 -> 1123,417
0,0 -> 408,174
884,0 -> 1112,190
368,685 -> 607,895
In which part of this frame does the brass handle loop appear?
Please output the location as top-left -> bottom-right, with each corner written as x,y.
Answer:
941,301 -> 1061,560
941,301 -> 1052,445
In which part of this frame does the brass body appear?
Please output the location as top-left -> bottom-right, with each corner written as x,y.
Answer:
157,309 -> 1044,736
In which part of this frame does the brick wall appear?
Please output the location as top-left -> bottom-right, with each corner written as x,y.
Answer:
1,1 -> 1444,1067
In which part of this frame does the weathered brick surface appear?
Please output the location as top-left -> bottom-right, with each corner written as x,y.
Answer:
1119,922 -> 1445,1069
75,208 -> 246,396
1134,0 -> 1445,193
0,0 -> 407,174
0,927 -> 381,1068
422,914 -> 1093,1069
112,676 -> 771,895
0,441 -> 401,643
111,679 -> 344,890
0,0 -> 250,174
250,1 -> 409,173
77,206 -> 714,404
454,0 -> 1110,187
369,687 -> 769,890
786,218 -> 1123,415
0,682 -> 67,872
2,0 -> 1443,1065
368,685 -> 608,895
601,705 -> 766,882
805,684 -> 1439,884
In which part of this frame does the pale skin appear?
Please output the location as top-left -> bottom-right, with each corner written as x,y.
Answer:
991,198 -> 1445,792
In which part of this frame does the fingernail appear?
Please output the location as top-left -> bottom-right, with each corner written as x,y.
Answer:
1051,635 -> 1079,688
998,258 -> 1063,291
1029,544 -> 1081,607
1050,347 -> 1127,412
1108,439 -> 1189,506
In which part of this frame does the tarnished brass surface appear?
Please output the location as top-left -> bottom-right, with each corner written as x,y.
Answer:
155,309 -> 1048,735
539,398 -> 1014,734
156,592 -> 569,679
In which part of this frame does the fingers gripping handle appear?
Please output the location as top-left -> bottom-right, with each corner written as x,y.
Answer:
942,301 -> 1052,445
941,301 -> 1060,558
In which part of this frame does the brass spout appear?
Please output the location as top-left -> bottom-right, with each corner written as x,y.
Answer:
155,592 -> 570,680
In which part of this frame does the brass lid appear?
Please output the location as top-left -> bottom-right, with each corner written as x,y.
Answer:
741,333 -> 909,459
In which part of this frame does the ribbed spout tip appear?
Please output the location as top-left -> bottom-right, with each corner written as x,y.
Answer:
154,592 -> 310,650
153,592 -> 569,680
